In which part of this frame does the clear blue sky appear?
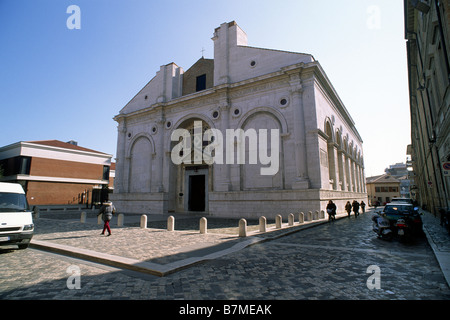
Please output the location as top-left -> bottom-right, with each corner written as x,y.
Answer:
0,0 -> 410,177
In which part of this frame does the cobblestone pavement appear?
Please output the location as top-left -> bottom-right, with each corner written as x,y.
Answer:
0,208 -> 449,301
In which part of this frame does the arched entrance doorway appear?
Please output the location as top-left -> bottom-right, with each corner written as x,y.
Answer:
170,118 -> 212,213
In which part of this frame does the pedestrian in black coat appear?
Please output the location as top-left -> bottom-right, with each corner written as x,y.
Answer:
352,200 -> 360,218
326,200 -> 337,222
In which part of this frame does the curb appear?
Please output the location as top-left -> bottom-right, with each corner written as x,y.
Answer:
422,226 -> 450,288
30,237 -> 263,277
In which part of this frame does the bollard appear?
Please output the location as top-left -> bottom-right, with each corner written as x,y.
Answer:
320,210 -> 325,219
276,214 -> 282,229
33,206 -> 40,219
306,211 -> 312,221
239,218 -> 247,237
117,213 -> 124,227
80,211 -> 87,223
200,217 -> 207,234
97,214 -> 102,225
288,213 -> 294,226
313,210 -> 319,220
167,215 -> 175,231
299,212 -> 304,224
298,212 -> 305,223
259,216 -> 267,232
140,214 -> 147,229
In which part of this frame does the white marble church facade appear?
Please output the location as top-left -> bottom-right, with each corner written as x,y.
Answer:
111,21 -> 366,219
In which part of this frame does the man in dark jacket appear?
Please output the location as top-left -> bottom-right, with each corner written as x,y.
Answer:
352,200 -> 360,218
326,200 -> 337,221
345,201 -> 352,217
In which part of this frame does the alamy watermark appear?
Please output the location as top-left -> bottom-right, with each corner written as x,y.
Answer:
66,5 -> 81,30
66,265 -> 81,290
170,121 -> 280,176
366,5 -> 381,30
366,265 -> 381,290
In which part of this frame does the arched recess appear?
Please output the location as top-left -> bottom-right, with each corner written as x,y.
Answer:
239,110 -> 283,190
168,113 -> 215,150
343,137 -> 351,191
324,117 -> 335,142
126,133 -> 155,158
237,107 -> 288,134
336,129 -> 345,190
325,120 -> 337,190
128,135 -> 153,193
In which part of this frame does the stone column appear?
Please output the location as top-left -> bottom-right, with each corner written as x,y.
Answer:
361,167 -> 366,193
154,117 -> 165,192
356,164 -> 361,193
114,119 -> 127,193
351,160 -> 356,192
215,100 -> 231,191
289,74 -> 309,189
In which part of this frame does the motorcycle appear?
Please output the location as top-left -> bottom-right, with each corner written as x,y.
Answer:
395,217 -> 412,242
372,212 -> 393,240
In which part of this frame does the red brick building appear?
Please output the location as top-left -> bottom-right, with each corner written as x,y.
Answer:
0,140 -> 113,206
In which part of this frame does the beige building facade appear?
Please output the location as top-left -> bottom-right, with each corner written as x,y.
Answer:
366,174 -> 401,206
405,0 -> 449,213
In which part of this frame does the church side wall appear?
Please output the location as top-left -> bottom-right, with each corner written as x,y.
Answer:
313,80 -> 366,194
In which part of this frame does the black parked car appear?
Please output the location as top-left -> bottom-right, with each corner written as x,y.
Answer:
380,203 -> 423,235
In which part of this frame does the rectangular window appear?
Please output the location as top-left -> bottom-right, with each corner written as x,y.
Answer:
0,156 -> 31,176
375,187 -> 381,192
18,157 -> 31,175
196,74 -> 206,92
102,165 -> 110,181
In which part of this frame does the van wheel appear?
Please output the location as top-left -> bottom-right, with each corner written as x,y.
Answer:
18,244 -> 29,250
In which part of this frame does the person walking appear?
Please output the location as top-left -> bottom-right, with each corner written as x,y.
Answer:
345,201 -> 352,217
360,201 -> 366,213
98,201 -> 116,236
352,200 -> 360,218
326,200 -> 337,222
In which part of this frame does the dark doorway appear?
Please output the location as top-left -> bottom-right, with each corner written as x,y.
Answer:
188,175 -> 205,211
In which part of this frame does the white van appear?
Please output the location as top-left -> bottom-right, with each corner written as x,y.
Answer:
0,182 -> 34,249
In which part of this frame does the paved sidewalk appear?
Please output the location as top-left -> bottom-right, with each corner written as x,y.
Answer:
420,209 -> 450,287
30,211 -> 343,276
